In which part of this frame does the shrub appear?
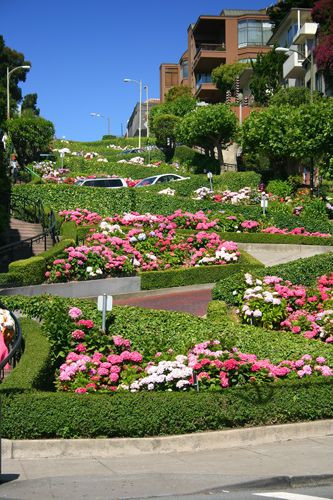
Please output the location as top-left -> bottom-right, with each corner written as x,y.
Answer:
266,179 -> 293,198
140,252 -> 263,289
173,146 -> 220,174
1,379 -> 332,439
218,232 -> 333,246
4,239 -> 75,287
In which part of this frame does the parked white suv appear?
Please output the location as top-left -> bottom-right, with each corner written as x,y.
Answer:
74,177 -> 128,188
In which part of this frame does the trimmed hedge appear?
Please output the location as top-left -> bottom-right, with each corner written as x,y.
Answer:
1,379 -> 332,439
212,251 -> 333,304
140,251 -> 264,290
0,318 -> 52,393
218,232 -> 333,246
5,238 -> 75,286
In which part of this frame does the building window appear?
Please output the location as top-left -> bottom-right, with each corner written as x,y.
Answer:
316,72 -> 323,93
165,70 -> 178,87
195,73 -> 212,89
180,60 -> 189,80
238,20 -> 273,48
287,23 -> 298,46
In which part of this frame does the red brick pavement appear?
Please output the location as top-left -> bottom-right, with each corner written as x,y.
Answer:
114,288 -> 212,316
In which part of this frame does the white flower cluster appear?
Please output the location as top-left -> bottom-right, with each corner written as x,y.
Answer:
96,158 -> 108,163
192,187 -> 212,200
198,248 -> 238,265
218,187 -> 258,205
86,267 -> 103,277
117,156 -> 145,165
241,274 -> 282,318
99,221 -> 123,235
129,357 -> 192,392
158,188 -> 176,196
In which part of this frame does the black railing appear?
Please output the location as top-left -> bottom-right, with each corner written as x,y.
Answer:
0,194 -> 59,272
0,302 -> 23,383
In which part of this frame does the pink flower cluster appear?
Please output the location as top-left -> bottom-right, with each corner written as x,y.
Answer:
59,209 -> 102,226
262,226 -> 331,238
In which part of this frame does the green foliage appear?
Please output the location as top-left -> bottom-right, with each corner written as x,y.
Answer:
0,272 -> 22,287
173,145 -> 220,174
165,86 -> 193,102
141,252 -> 263,290
177,104 -> 238,168
21,93 -> 40,116
212,62 -> 250,94
213,252 -> 333,304
1,379 -> 332,438
0,35 -> 30,124
0,318 -> 52,393
152,113 -> 180,158
5,116 -> 55,165
266,179 -> 293,197
218,231 -> 333,246
249,50 -> 287,105
269,87 -> 321,106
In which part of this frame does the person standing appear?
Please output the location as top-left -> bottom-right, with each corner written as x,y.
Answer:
10,154 -> 19,183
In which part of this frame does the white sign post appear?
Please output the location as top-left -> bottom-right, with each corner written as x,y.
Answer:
207,171 -> 213,192
97,294 -> 113,332
261,193 -> 268,216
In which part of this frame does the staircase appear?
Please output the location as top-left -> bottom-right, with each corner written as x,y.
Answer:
9,217 -> 53,255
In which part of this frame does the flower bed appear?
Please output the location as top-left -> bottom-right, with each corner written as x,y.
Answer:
0,308 -> 15,365
57,306 -> 332,394
234,272 -> 333,344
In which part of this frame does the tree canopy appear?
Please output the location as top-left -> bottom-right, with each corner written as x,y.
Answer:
0,36 -> 30,124
249,49 -> 287,105
21,93 -> 40,116
267,0 -> 315,33
269,86 -> 322,106
5,116 -> 55,165
165,85 -> 192,102
177,104 -> 238,170
212,62 -> 250,95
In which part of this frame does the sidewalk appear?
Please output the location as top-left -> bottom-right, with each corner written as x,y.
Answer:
1,435 -> 333,499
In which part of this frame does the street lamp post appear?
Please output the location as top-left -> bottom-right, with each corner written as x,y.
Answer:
90,112 -> 111,135
124,78 -> 142,148
275,47 -> 314,103
7,65 -> 31,119
144,85 -> 149,139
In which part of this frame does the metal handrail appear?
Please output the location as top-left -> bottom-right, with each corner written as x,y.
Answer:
0,302 -> 23,382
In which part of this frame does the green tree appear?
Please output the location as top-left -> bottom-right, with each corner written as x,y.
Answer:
212,62 -> 250,95
269,86 -> 322,106
267,0 -> 315,33
21,93 -> 40,116
165,85 -> 192,102
241,100 -> 333,186
0,36 -> 30,124
177,104 -> 238,171
152,113 -> 180,161
249,50 -> 287,105
5,116 -> 55,165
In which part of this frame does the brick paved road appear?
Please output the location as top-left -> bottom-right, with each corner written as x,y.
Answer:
114,288 -> 212,316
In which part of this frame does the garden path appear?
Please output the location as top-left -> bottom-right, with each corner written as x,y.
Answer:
8,218 -> 53,255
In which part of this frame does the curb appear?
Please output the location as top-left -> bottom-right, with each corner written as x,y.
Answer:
2,419 -> 333,460
200,474 -> 333,494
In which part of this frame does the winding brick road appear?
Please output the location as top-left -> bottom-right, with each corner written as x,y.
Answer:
114,287 -> 212,316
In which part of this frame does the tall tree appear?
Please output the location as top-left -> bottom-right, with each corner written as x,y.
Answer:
249,49 -> 287,105
21,93 -> 40,116
177,104 -> 238,171
165,85 -> 192,102
0,36 -> 30,124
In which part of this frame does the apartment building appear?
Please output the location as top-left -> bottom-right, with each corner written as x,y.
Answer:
160,9 -> 273,102
127,99 -> 160,138
267,8 -> 331,96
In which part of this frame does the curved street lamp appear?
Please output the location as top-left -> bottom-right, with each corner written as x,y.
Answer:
123,78 -> 142,148
275,47 -> 314,103
7,65 -> 31,119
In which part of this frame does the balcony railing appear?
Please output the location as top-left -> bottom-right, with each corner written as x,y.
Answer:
196,43 -> 226,53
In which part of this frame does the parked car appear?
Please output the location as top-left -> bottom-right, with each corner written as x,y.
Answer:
135,174 -> 189,188
74,177 -> 128,188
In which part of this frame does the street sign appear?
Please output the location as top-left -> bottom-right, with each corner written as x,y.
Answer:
97,295 -> 113,311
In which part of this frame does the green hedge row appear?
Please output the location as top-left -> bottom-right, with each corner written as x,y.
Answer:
1,379 -> 332,439
140,251 -> 264,290
0,318 -> 52,393
212,251 -> 333,304
0,238 -> 75,287
218,232 -> 333,246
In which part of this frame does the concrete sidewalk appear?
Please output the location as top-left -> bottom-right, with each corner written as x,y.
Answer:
1,436 -> 333,499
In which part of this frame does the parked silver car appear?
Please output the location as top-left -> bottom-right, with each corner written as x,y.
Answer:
135,174 -> 189,188
74,177 -> 128,188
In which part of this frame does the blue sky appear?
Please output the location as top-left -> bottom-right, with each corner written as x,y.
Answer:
2,0 -> 267,141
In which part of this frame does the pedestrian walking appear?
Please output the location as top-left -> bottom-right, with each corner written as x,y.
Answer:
10,154 -> 19,183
